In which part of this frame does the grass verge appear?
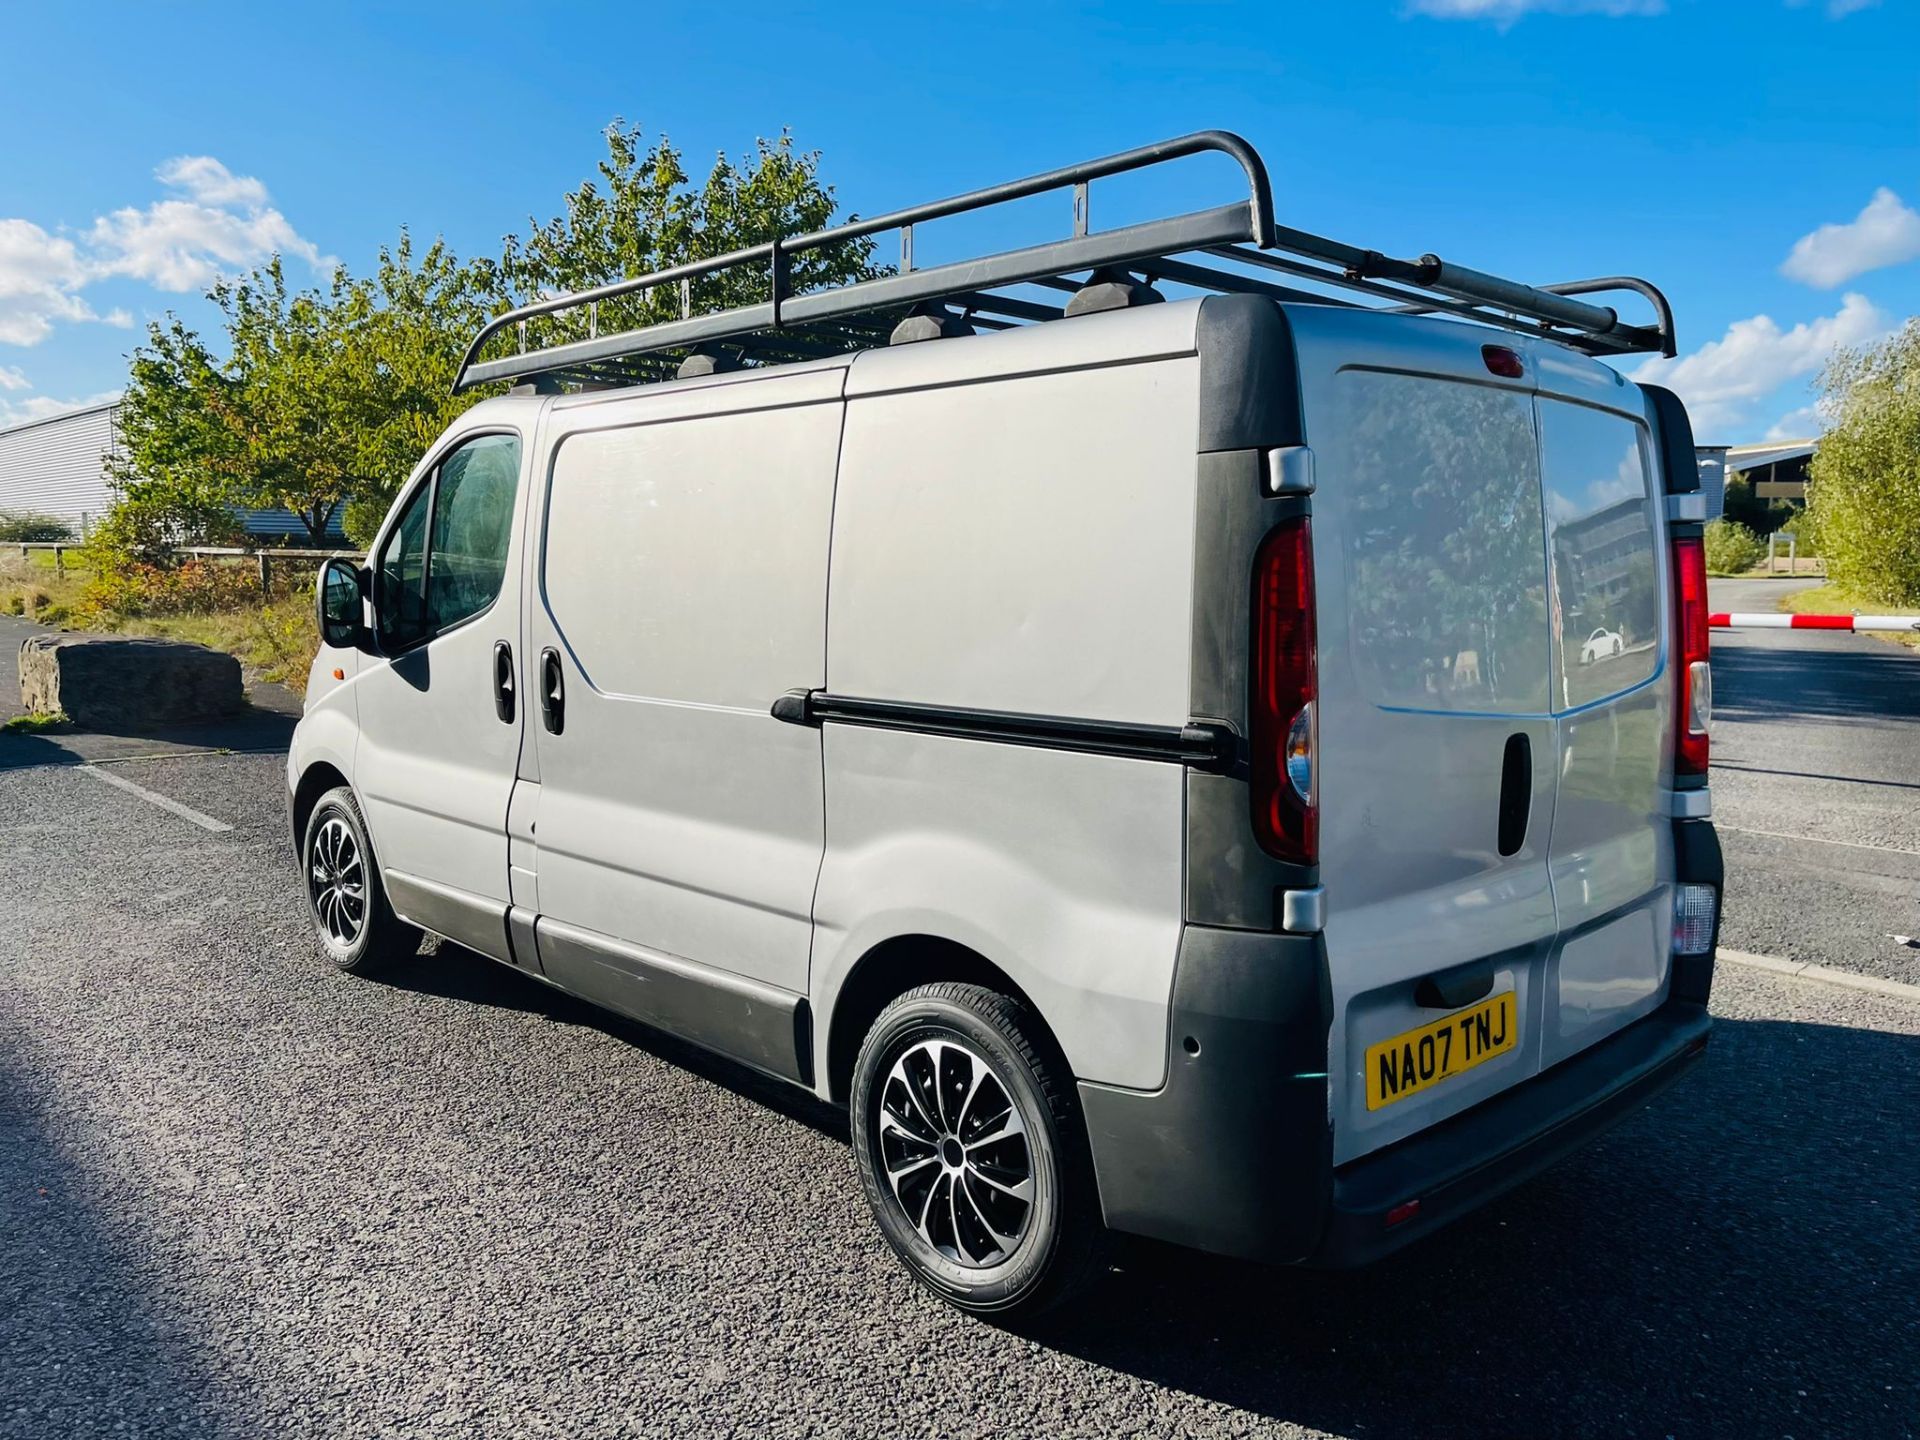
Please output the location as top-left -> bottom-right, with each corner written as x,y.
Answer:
1779,583 -> 1920,651
1,558 -> 319,694
2,711 -> 71,734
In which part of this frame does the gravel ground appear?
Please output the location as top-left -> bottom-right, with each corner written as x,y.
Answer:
1709,578 -> 1920,985
2,748 -> 1917,1440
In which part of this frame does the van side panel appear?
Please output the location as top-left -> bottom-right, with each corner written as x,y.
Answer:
813,345 -> 1202,1090
526,377 -> 843,998
829,342 -> 1201,727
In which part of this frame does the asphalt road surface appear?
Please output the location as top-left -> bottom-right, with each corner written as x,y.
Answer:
2,746 -> 1917,1439
1709,577 -> 1920,984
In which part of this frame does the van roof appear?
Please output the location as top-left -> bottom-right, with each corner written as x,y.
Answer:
455,129 -> 1676,399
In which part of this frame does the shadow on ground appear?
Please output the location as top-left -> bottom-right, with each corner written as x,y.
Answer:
388,948 -> 1919,1439
0,705 -> 295,771
1715,639 -> 1918,727
0,1051 -> 246,1439
380,941 -> 850,1144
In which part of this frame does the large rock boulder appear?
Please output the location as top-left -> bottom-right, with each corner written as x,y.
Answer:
18,634 -> 245,729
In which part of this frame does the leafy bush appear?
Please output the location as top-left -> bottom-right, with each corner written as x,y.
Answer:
80,558 -> 265,619
0,510 -> 73,543
1809,319 -> 1920,606
1704,519 -> 1766,575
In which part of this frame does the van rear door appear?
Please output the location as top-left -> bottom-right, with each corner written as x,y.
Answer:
1534,380 -> 1674,1069
1290,312 -> 1563,1165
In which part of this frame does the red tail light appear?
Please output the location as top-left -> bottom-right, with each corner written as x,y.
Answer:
1251,517 -> 1317,864
1672,535 -> 1711,777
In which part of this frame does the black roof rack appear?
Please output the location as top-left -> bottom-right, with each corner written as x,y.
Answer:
452,129 -> 1676,395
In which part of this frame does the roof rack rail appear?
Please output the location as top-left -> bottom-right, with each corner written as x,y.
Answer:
452,129 -> 1675,395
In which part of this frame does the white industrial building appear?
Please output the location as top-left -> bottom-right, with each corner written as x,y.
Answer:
0,400 -> 343,540
0,401 -> 121,536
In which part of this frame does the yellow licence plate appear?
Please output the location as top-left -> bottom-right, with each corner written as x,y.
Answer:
1365,990 -> 1517,1111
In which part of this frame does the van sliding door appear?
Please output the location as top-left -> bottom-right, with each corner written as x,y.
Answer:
518,369 -> 844,1077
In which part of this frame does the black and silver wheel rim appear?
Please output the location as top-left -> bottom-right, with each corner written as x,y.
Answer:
876,1036 -> 1035,1269
307,814 -> 365,948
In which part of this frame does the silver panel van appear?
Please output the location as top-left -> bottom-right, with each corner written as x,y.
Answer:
289,132 -> 1722,1315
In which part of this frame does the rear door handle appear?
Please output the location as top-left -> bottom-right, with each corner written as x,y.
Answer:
1497,732 -> 1531,857
539,647 -> 565,735
492,640 -> 515,724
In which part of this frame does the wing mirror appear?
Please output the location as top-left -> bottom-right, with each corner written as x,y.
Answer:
316,557 -> 370,649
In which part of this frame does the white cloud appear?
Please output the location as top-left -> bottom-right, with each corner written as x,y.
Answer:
0,219 -> 103,346
155,155 -> 270,210
1630,292 -> 1889,439
0,365 -> 30,391
1407,0 -> 1663,19
88,156 -> 334,293
1764,404 -> 1828,442
0,156 -> 332,349
1780,188 -> 1920,287
0,387 -> 122,429
1789,0 -> 1880,17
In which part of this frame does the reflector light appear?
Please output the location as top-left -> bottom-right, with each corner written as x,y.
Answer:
1385,1199 -> 1422,1228
1251,518 -> 1318,865
1482,344 -> 1525,379
1673,883 -> 1717,956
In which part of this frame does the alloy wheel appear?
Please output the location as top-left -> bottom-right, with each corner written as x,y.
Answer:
308,814 -> 366,948
875,1036 -> 1035,1269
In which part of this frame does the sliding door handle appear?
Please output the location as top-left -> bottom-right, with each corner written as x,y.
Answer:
539,647 -> 565,735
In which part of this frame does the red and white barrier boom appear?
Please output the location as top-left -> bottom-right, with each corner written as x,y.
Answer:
1709,612 -> 1920,632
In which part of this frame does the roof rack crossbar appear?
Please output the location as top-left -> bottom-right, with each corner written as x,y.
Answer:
1213,246 -> 1668,357
453,129 -> 1676,393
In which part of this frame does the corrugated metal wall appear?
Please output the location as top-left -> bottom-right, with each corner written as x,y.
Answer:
0,401 -> 347,540
0,403 -> 119,534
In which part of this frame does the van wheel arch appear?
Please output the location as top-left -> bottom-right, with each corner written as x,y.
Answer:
826,935 -> 1059,1105
290,761 -> 351,851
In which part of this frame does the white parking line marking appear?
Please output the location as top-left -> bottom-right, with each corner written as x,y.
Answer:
78,764 -> 234,833
1716,823 -> 1920,858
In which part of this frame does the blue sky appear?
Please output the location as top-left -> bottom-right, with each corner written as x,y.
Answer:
1,0 -> 1915,442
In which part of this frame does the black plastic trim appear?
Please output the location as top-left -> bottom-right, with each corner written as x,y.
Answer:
1311,999 -> 1710,1267
1670,818 -> 1723,1004
771,690 -> 1234,770
536,916 -> 811,1087
1079,925 -> 1333,1264
1195,294 -> 1303,453
1641,383 -> 1701,496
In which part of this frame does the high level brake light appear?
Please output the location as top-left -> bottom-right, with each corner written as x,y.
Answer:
1251,517 -> 1318,865
1671,535 -> 1711,777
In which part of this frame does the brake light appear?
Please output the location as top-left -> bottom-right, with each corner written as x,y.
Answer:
1251,517 -> 1318,864
1672,535 -> 1710,777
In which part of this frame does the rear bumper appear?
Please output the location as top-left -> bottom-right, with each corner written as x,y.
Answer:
1308,997 -> 1709,1266
1079,822 -> 1721,1267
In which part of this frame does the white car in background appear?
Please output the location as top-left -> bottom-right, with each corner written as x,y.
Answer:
1581,627 -> 1626,664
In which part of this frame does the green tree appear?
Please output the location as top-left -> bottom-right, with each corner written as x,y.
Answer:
1807,318 -> 1920,604
109,122 -> 878,558
495,123 -> 885,359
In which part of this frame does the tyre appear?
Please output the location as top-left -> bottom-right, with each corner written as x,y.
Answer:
301,785 -> 420,976
851,982 -> 1105,1316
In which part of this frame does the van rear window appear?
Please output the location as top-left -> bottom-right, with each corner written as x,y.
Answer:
1338,371 -> 1550,715
1538,400 -> 1661,709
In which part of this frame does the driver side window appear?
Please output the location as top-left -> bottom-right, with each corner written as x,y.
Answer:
374,432 -> 521,653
